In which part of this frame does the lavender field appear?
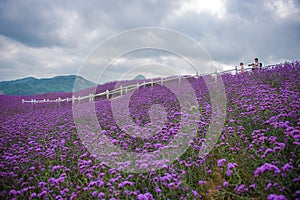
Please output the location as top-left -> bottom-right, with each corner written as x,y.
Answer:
1,62 -> 300,200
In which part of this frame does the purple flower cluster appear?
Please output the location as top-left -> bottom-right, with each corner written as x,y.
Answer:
254,163 -> 281,177
0,61 -> 299,199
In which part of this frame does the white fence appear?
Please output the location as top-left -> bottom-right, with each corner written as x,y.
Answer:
22,64 -> 279,104
22,75 -> 186,104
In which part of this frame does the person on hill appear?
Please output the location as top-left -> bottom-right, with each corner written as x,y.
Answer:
249,58 -> 262,71
240,62 -> 245,74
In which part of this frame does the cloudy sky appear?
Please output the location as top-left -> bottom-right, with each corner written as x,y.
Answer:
0,0 -> 299,83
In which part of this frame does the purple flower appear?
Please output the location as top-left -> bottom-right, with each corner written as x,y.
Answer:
228,162 -> 238,170
9,189 -> 17,195
38,181 -> 47,188
70,192 -> 77,200
265,183 -> 272,191
98,192 -> 105,198
268,194 -> 287,200
254,163 -> 280,177
192,190 -> 198,197
281,163 -> 293,172
51,165 -> 61,173
226,169 -> 233,176
92,191 -> 98,197
198,180 -> 206,185
155,187 -> 161,193
37,190 -> 47,198
217,159 -> 226,167
137,192 -> 154,200
31,193 -> 37,198
168,182 -> 176,189
223,181 -> 228,187
293,175 -> 300,182
235,184 -> 247,194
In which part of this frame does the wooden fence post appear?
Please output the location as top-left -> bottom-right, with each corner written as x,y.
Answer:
215,69 -> 218,82
161,78 -> 163,85
106,90 -> 109,99
178,74 -> 181,83
120,86 -> 123,95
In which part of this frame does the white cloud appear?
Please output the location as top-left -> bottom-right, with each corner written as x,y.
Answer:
175,0 -> 226,18
0,35 -> 81,80
265,0 -> 300,19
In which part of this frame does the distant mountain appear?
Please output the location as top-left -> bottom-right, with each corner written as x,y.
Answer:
134,74 -> 146,80
0,75 -> 97,95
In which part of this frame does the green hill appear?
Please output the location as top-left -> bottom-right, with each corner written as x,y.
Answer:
0,75 -> 97,95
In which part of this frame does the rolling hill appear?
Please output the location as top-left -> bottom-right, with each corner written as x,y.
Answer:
0,75 -> 97,95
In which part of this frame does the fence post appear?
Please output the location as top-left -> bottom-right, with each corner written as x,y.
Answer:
215,69 -> 218,82
125,87 -> 128,94
136,83 -> 139,89
106,90 -> 109,99
72,96 -> 75,103
160,78 -> 163,85
151,79 -> 154,87
22,99 -> 24,104
120,85 -> 123,96
178,74 -> 181,83
235,66 -> 237,75
143,81 -> 146,88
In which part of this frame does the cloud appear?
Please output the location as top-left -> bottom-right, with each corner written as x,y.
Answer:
0,0 -> 299,82
0,35 -> 81,80
167,0 -> 300,65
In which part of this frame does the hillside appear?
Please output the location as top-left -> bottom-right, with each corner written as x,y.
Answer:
0,61 -> 299,199
0,75 -> 97,95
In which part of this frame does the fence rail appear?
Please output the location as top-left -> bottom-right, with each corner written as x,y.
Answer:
21,63 -> 281,104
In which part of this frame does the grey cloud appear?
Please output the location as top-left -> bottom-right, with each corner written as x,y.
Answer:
168,0 -> 300,66
0,0 -> 178,48
0,0 -> 299,82
0,1 -> 66,47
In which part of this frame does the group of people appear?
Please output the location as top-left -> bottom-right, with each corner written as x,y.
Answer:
239,58 -> 262,73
